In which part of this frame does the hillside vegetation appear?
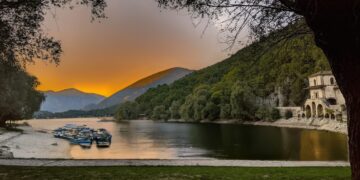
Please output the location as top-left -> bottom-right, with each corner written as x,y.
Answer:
116,31 -> 330,121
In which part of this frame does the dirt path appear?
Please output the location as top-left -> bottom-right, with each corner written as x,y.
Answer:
0,133 -> 22,145
0,159 -> 350,167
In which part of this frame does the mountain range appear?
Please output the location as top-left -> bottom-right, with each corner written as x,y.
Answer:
85,67 -> 193,110
39,67 -> 192,114
40,89 -> 105,113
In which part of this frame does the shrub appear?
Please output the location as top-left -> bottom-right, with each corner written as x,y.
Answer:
255,107 -> 270,120
285,110 -> 293,119
271,108 -> 281,121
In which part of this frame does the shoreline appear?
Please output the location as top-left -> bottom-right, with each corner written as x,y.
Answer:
0,158 -> 350,167
0,126 -> 71,159
167,118 -> 348,135
31,117 -> 347,135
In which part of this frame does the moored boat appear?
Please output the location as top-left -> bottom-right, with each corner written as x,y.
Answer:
94,128 -> 112,147
53,125 -> 111,148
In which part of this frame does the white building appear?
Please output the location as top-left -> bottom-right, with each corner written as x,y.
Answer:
299,71 -> 347,121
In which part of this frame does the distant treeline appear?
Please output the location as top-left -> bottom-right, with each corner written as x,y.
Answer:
34,106 -> 117,119
115,27 -> 330,122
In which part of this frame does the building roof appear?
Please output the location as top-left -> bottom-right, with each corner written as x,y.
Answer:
309,71 -> 333,78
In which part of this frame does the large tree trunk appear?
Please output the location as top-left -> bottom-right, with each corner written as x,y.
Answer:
325,53 -> 360,180
348,93 -> 360,179
297,0 -> 360,178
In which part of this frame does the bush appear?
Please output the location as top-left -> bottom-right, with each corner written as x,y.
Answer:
255,107 -> 270,120
285,110 -> 293,119
271,108 -> 281,121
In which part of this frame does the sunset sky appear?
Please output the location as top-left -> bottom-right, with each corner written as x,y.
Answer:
28,0 -> 247,97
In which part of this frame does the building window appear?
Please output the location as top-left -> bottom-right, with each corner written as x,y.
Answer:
315,93 -> 318,98
314,79 -> 317,86
327,98 -> 337,105
330,78 -> 335,85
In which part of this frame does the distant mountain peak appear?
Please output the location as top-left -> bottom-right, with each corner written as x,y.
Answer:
85,67 -> 193,110
60,88 -> 80,92
40,88 -> 106,113
56,88 -> 80,94
129,67 -> 192,89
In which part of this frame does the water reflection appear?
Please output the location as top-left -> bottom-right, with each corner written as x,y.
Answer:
299,130 -> 348,160
27,118 -> 348,160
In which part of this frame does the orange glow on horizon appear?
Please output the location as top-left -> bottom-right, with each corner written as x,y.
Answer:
27,0 -> 241,97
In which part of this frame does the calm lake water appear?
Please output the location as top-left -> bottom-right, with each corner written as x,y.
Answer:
27,118 -> 348,161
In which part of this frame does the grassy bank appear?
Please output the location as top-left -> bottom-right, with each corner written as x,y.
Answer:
0,166 -> 350,179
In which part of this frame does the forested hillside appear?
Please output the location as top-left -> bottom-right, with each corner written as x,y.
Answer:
116,30 -> 330,121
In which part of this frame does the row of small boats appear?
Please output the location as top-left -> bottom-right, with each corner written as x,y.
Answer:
53,124 -> 112,148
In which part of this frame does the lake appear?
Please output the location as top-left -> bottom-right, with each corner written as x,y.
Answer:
27,118 -> 348,160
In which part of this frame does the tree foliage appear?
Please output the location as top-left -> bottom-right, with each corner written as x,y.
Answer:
169,100 -> 182,119
157,0 -> 308,48
230,81 -> 257,120
0,0 -> 107,126
0,0 -> 106,65
115,102 -> 140,120
0,60 -> 44,126
151,105 -> 169,120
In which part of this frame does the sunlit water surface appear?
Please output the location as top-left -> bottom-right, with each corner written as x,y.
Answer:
27,118 -> 348,160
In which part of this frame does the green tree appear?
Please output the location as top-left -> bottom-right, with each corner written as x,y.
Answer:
255,106 -> 270,121
270,108 -> 281,121
180,85 -> 211,121
115,101 -> 139,120
169,100 -> 181,119
0,60 -> 44,127
219,104 -> 231,119
202,102 -> 220,121
230,82 -> 257,120
152,105 -> 169,120
179,94 -> 194,121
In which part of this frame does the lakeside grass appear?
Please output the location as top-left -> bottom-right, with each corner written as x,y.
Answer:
0,166 -> 351,180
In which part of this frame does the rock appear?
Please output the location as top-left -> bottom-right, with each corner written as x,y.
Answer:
36,130 -> 48,134
1,146 -> 9,150
51,143 -> 58,146
0,149 -> 14,159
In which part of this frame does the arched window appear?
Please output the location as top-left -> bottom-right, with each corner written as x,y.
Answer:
312,102 -> 316,117
317,104 -> 324,118
325,114 -> 330,119
330,77 -> 335,85
305,105 -> 311,118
